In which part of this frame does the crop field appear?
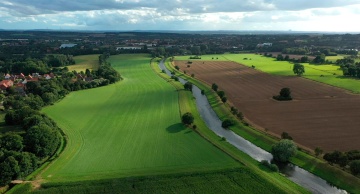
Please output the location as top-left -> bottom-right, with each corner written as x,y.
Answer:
174,59 -> 360,152
68,54 -> 100,72
178,53 -> 360,93
40,54 -> 239,182
32,168 -> 294,194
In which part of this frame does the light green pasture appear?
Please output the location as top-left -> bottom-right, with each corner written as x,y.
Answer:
41,54 -> 238,182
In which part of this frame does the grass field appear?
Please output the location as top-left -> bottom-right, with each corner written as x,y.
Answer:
325,55 -> 349,62
67,54 -> 100,72
31,168 -> 292,194
175,54 -> 360,93
40,54 -> 239,182
26,58 -> 306,194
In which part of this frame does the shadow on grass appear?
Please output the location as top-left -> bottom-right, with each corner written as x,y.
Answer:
166,123 -> 187,133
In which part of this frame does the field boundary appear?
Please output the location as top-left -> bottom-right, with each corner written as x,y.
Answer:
171,57 -> 360,193
163,59 -> 309,194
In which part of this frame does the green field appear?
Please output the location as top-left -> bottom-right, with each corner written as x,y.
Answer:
68,54 -> 100,72
40,54 -> 239,182
31,168 -> 291,194
325,55 -> 349,62
175,54 -> 360,93
19,55 -> 309,194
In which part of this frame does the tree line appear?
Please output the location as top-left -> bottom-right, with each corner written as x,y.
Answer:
0,53 -> 122,186
323,150 -> 360,175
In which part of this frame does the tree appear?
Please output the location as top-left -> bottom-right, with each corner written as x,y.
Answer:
211,83 -> 218,91
281,132 -> 293,140
221,96 -> 227,103
181,112 -> 194,125
217,91 -> 225,98
24,124 -> 60,157
222,119 -> 235,128
22,115 -> 44,130
190,46 -> 201,55
271,139 -> 297,162
280,88 -> 291,98
313,54 -> 326,64
0,156 -> 20,186
350,160 -> 360,175
276,54 -> 284,61
0,133 -> 23,152
13,152 -> 38,178
184,82 -> 193,91
273,87 -> 292,101
300,56 -> 308,63
293,63 -> 305,76
284,55 -> 290,61
323,150 -> 347,166
314,147 -> 323,157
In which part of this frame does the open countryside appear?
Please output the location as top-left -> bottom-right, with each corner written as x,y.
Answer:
40,54 -> 239,182
25,54 -> 309,194
1,30 -> 360,194
174,54 -> 360,151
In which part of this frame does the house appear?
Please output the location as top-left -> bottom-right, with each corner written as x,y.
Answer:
4,74 -> 10,79
44,74 -> 52,80
0,80 -> 14,90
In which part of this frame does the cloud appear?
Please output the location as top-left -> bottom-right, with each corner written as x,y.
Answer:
2,0 -> 360,16
0,0 -> 359,31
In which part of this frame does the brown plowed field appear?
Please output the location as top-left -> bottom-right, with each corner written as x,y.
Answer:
175,61 -> 360,152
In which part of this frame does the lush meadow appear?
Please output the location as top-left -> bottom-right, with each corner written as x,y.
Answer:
22,54 -> 312,194
31,168 -> 295,194
40,54 -> 239,183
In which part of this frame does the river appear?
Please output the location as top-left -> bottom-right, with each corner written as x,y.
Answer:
159,60 -> 347,194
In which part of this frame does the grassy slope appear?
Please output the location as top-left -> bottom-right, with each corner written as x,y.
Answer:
26,56 -> 309,194
174,54 -> 360,193
67,54 -> 100,72
40,54 -> 238,182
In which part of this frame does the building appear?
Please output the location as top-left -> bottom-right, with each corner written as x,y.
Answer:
0,80 -> 13,90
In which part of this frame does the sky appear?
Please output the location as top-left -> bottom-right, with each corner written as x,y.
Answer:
0,0 -> 360,32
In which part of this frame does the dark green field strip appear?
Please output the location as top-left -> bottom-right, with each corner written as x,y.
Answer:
32,168 -> 290,194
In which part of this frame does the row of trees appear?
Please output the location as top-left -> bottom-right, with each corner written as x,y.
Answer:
0,54 -> 76,75
0,53 -> 122,186
264,52 -> 327,64
323,150 -> 360,175
1,103 -> 62,185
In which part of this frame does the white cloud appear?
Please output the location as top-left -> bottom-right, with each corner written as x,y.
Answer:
0,1 -> 359,31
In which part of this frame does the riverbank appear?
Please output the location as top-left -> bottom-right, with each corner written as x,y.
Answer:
164,58 -> 360,193
155,59 -> 309,193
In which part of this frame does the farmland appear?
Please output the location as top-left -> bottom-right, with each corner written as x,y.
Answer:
31,168 -> 294,194
224,54 -> 360,93
67,54 -> 100,72
174,58 -> 360,152
40,54 -> 239,183
20,54 -> 313,194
